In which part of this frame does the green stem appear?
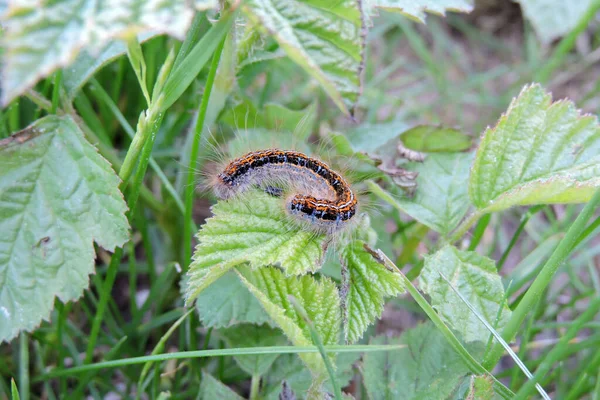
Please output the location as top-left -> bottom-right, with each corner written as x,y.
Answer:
51,70 -> 62,114
18,334 -> 29,400
497,205 -> 544,271
448,210 -> 483,245
249,374 -> 261,400
483,188 -> 600,370
183,35 -> 227,269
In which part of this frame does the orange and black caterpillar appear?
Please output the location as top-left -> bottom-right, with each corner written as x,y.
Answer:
214,149 -> 357,232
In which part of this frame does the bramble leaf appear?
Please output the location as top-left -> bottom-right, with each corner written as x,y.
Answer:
184,191 -> 326,305
195,271 -> 271,328
220,324 -> 287,376
362,323 -> 479,400
369,152 -> 473,236
199,372 -> 245,400
419,246 -> 512,343
367,0 -> 474,22
235,265 -> 341,379
0,0 -> 217,104
241,0 -> 365,115
263,352 -> 360,400
469,84 -> 600,213
0,116 -> 129,343
341,241 -> 404,343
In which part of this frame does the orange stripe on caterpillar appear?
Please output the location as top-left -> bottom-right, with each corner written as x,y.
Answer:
214,149 -> 357,230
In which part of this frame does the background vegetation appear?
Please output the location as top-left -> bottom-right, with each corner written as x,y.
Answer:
1,0 -> 600,399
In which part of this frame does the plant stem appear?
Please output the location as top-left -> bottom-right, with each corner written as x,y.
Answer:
447,210 -> 483,245
249,374 -> 261,400
483,188 -> 600,370
183,35 -> 227,269
51,70 -> 62,114
18,333 -> 29,400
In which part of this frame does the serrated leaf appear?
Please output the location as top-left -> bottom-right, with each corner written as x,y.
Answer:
0,115 -> 129,343
263,352 -> 360,400
367,0 -> 473,22
199,372 -> 245,400
515,0 -> 593,43
469,84 -> 600,213
0,0 -> 217,104
184,191 -> 326,305
459,375 -> 497,400
195,271 -> 271,328
220,324 -> 287,376
341,241 -> 404,344
241,0 -> 364,115
235,265 -> 341,378
370,152 -> 473,236
362,323 -> 478,400
400,125 -> 472,153
419,246 -> 512,343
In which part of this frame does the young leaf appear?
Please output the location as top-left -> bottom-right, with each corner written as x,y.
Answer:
369,152 -> 473,236
0,0 -> 217,104
515,0 -> 593,43
367,0 -> 474,22
400,125 -> 472,153
263,352 -> 360,400
235,265 -> 341,378
220,324 -> 287,376
419,246 -> 512,343
199,372 -> 245,400
0,116 -> 129,343
240,0 -> 365,115
184,191 -> 326,305
341,241 -> 404,344
469,84 -> 600,213
195,271 -> 271,328
362,323 -> 480,400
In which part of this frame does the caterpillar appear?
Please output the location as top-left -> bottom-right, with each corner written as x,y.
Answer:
213,149 -> 357,233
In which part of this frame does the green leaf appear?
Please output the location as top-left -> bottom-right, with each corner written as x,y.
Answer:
241,0 -> 365,115
367,0 -> 474,22
219,324 -> 287,376
515,0 -> 593,43
345,121 -> 411,154
235,265 -> 341,377
199,372 -> 245,400
369,152 -> 473,236
184,191 -> 326,305
263,351 -> 360,400
195,271 -> 271,328
0,116 -> 129,343
63,33 -> 157,99
362,323 -> 477,400
400,125 -> 472,153
341,241 -> 404,344
470,84 -> 600,213
0,0 -> 218,104
419,246 -> 512,343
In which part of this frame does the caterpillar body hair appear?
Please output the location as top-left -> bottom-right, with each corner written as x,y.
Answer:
213,149 -> 358,235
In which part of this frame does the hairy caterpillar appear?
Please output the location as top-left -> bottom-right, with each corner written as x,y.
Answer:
213,149 -> 357,234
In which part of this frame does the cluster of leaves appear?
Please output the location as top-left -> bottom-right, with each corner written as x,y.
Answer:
1,0 -> 600,399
